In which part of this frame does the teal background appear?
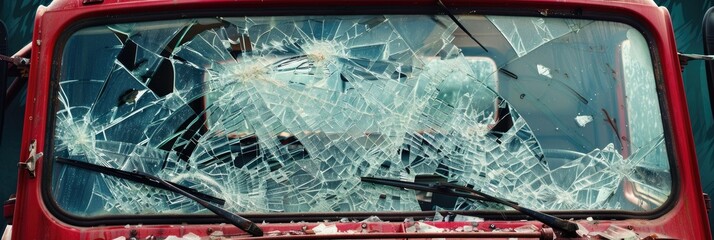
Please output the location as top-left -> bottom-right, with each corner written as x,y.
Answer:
666,0 -> 714,232
0,0 -> 712,231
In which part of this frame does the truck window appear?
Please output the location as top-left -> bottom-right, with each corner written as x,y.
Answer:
49,15 -> 671,217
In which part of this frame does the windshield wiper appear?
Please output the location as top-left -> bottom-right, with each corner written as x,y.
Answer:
436,0 -> 488,52
361,176 -> 579,234
56,158 -> 263,237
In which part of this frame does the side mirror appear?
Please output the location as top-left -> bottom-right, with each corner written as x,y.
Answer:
703,7 -> 714,116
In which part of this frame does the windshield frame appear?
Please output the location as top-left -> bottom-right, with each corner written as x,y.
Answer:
40,5 -> 680,228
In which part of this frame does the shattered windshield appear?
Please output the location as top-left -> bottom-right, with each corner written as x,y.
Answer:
51,15 -> 671,217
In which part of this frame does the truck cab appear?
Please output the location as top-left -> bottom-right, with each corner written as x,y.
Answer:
2,0 -> 712,239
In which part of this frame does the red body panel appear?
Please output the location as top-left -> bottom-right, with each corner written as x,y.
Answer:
9,0 -> 711,239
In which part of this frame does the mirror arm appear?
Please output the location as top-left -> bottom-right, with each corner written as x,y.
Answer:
678,53 -> 714,72
1,43 -> 32,111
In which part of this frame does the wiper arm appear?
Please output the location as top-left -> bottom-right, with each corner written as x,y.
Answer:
436,0 -> 488,52
57,158 -> 263,237
361,176 -> 579,234
57,158 -> 224,205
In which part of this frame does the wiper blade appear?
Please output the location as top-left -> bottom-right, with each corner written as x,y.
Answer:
57,158 -> 263,237
361,176 -> 579,234
57,158 -> 224,205
363,176 -> 517,205
436,0 -> 488,52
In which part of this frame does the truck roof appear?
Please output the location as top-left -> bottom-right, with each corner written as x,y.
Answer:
43,0 -> 659,12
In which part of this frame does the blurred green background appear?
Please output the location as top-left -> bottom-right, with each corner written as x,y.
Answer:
1,0 -> 713,231
1,0 -> 54,230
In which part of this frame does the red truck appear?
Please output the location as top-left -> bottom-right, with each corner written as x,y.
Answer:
1,0 -> 713,239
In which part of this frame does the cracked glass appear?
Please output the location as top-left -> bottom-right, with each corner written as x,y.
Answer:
50,15 -> 672,216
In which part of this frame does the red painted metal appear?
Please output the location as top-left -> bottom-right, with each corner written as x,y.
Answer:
71,221 -> 554,239
8,0 -> 712,239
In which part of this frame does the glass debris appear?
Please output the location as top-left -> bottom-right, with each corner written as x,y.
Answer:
361,216 -> 383,223
311,223 -> 339,235
598,225 -> 638,240
513,224 -> 538,233
575,115 -> 593,127
576,223 -> 590,237
51,14 -> 672,217
406,222 -> 445,233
